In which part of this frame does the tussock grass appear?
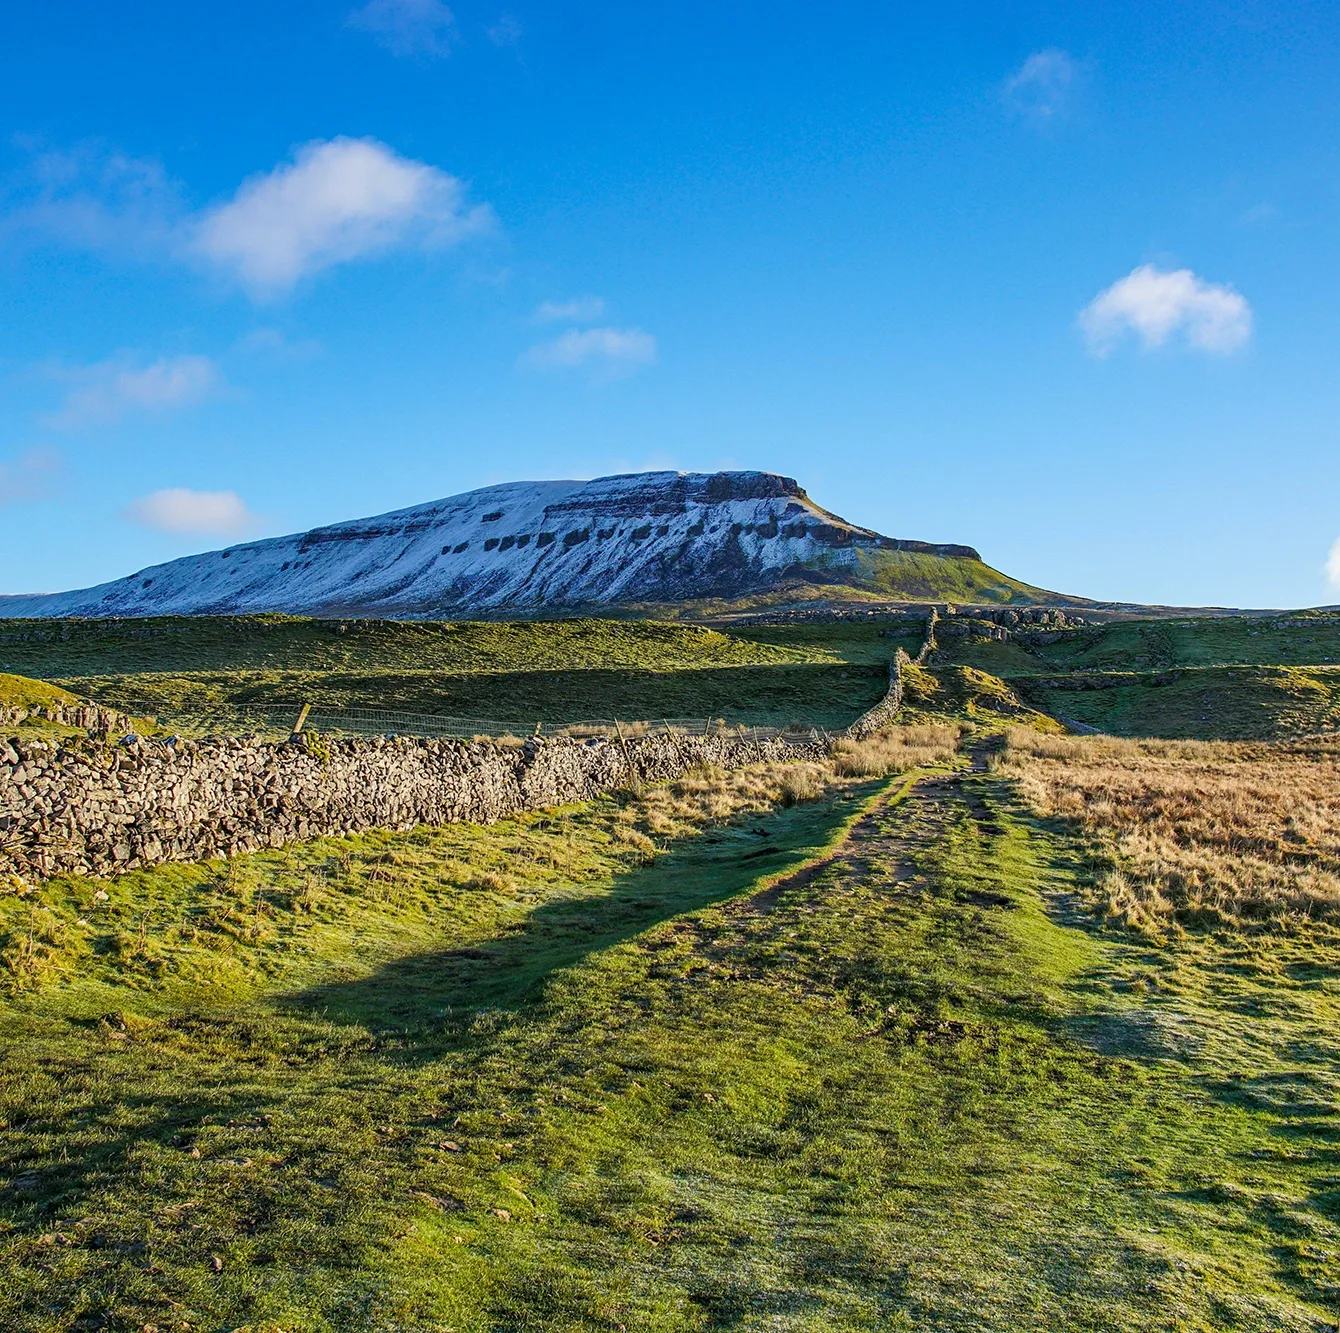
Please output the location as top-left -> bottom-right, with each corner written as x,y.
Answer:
999,727 -> 1340,931
830,722 -> 962,776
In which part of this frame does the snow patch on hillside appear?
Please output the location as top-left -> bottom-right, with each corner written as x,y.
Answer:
1,471 -> 980,618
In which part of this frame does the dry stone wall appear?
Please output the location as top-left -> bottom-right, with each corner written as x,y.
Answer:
0,728 -> 824,881
845,612 -> 937,740
846,652 -> 908,740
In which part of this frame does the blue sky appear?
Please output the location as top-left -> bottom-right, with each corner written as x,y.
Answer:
2,0 -> 1338,608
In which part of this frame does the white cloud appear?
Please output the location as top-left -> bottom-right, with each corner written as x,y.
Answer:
532,295 -> 605,323
45,354 -> 222,430
1003,49 -> 1079,120
521,326 -> 658,380
1079,265 -> 1253,355
193,137 -> 493,297
3,137 -> 492,301
0,448 -> 60,506
1326,538 -> 1340,589
124,488 -> 258,537
347,0 -> 456,56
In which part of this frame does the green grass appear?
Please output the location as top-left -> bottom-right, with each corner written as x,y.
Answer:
0,616 -> 810,680
939,613 -> 1340,676
53,663 -> 890,731
0,673 -> 96,742
845,547 -> 1049,603
14,610 -> 1340,741
0,672 -> 84,711
1015,664 -> 1340,739
728,618 -> 926,665
1,615 -> 899,732
1026,613 -> 1340,673
918,613 -> 1340,739
3,755 -> 1339,1329
588,553 -> 1050,619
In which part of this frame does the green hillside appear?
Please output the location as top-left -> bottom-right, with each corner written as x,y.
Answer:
62,663 -> 889,732
925,610 -> 1340,740
0,615 -> 808,679
0,671 -> 83,712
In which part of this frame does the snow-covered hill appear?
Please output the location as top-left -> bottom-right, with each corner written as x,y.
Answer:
0,470 -> 1033,618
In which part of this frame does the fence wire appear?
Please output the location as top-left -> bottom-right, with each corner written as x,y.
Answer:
97,699 -> 833,746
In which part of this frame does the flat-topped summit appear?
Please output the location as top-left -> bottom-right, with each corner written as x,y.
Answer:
0,469 -> 1043,617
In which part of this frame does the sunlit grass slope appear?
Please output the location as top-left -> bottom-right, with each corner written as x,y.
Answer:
0,672 -> 83,711
52,663 -> 887,730
1023,611 -> 1340,673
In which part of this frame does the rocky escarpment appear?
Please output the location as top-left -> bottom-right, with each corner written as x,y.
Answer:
0,727 -> 824,881
0,469 -> 1042,619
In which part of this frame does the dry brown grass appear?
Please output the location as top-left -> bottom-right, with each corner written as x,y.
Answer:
629,758 -> 832,833
611,726 -> 962,861
998,727 -> 1340,932
830,724 -> 963,778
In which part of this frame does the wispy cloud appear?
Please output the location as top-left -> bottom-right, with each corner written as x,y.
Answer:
124,488 -> 259,537
3,137 -> 492,301
347,0 -> 457,56
0,448 -> 60,506
532,295 -> 605,324
1079,265 -> 1253,356
1003,49 -> 1080,121
44,354 -> 222,430
486,14 -> 523,46
192,137 -> 492,298
0,139 -> 184,256
521,326 -> 658,381
236,327 -> 323,361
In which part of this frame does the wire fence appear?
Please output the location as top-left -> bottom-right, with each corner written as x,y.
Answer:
97,699 -> 835,746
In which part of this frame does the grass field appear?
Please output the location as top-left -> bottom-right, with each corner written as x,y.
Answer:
5,611 -> 1340,1328
4,731 -> 1339,1329
0,616 -> 913,733
14,608 -> 1336,740
1024,612 -> 1340,673
0,672 -> 96,742
52,663 -> 890,732
1011,665 -> 1340,740
0,617 -> 816,680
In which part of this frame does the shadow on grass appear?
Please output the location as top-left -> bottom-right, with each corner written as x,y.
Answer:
282,786 -> 874,1049
0,786 -> 878,1220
